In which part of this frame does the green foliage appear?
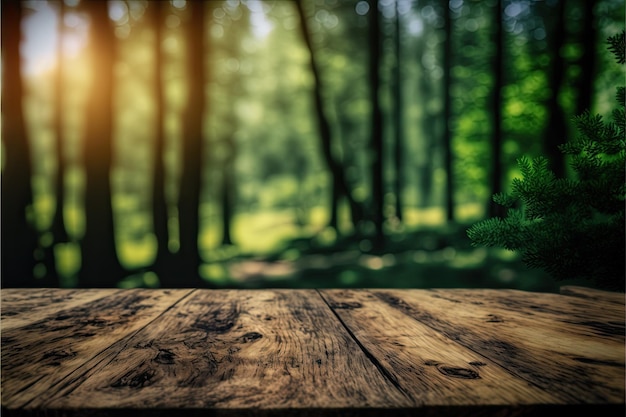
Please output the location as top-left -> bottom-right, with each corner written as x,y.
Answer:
608,31 -> 626,64
468,32 -> 626,291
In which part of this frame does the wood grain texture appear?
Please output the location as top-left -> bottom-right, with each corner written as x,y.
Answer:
427,288 -> 625,339
319,289 -> 556,406
1,289 -> 191,408
36,290 -> 410,411
2,404 -> 625,417
1,287 -> 624,417
373,289 -> 625,404
1,288 -> 119,330
560,285 -> 625,305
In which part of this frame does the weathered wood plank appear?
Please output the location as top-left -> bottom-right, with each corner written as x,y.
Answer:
1,289 -> 192,408
2,288 -> 624,416
427,288 -> 625,341
2,404 -> 625,417
374,289 -> 625,404
319,289 -> 557,407
560,286 -> 625,305
1,289 -> 119,330
34,289 -> 411,411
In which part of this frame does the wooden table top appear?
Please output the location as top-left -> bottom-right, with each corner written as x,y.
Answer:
1,286 -> 624,416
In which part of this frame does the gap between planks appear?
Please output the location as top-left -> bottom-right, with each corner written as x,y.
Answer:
318,289 -> 560,407
315,289 -> 415,403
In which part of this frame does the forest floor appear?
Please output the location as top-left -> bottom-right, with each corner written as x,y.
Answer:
107,206 -> 597,293
195,224 -> 592,293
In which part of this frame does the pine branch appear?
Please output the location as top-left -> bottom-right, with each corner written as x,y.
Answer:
607,30 -> 625,64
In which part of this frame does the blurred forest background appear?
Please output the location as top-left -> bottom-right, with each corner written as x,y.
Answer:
1,0 -> 623,291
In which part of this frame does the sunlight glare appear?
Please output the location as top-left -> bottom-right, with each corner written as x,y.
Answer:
247,0 -> 273,38
22,2 -> 57,75
407,16 -> 424,36
172,0 -> 186,10
108,1 -> 128,23
22,3 -> 88,76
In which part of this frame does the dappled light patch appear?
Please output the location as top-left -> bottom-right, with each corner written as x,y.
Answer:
359,255 -> 384,270
338,270 -> 359,285
54,242 -> 81,287
118,271 -> 160,289
448,247 -> 488,269
118,234 -> 156,269
200,263 -> 230,284
412,250 -> 428,264
496,268 -> 517,284
228,260 -> 295,283
315,227 -> 338,246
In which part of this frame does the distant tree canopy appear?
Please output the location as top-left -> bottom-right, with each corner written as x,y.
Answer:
1,0 -> 623,289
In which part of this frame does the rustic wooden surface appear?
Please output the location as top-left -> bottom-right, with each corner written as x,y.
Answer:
1,286 -> 624,416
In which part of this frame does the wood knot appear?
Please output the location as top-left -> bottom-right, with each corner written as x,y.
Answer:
42,349 -> 76,366
191,319 -> 235,334
111,369 -> 156,388
425,360 -> 481,379
154,349 -> 176,365
437,365 -> 480,379
486,314 -> 503,323
379,294 -> 413,311
240,332 -> 263,343
134,340 -> 154,349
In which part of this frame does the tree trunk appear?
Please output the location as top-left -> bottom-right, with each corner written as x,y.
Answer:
177,0 -> 207,287
219,4 -> 251,247
218,107 -> 237,247
149,1 -> 177,287
80,0 -> 126,288
40,0 -> 69,287
1,0 -> 38,288
442,0 -> 454,222
220,138 -> 235,246
369,0 -> 385,251
416,30 -> 435,208
543,0 -> 567,179
295,0 -> 364,234
329,177 -> 340,230
392,0 -> 403,222
575,0 -> 596,116
488,0 -> 505,218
